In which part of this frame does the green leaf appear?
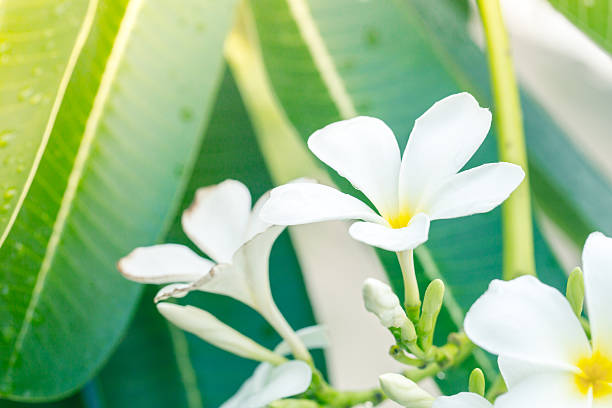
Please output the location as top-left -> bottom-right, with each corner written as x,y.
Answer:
0,0 -> 236,400
0,0 -> 96,244
547,0 -> 612,55
247,0 -> 597,393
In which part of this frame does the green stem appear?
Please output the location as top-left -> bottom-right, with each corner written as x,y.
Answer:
476,0 -> 536,280
397,250 -> 421,322
306,370 -> 385,407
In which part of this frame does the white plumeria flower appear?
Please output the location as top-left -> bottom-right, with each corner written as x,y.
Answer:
464,232 -> 612,408
379,373 -> 490,408
221,326 -> 327,408
118,180 -> 309,361
260,93 -> 524,252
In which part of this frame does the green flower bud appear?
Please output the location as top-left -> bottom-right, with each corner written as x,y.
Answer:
417,279 -> 445,350
468,368 -> 486,396
566,267 -> 584,317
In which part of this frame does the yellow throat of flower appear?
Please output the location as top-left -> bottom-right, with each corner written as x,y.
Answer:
386,210 -> 412,229
575,351 -> 612,398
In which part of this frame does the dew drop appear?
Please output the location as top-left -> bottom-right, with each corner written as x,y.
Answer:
14,242 -> 24,253
0,130 -> 15,147
0,54 -> 9,64
179,106 -> 194,122
0,42 -> 10,53
18,87 -> 34,102
32,66 -> 43,76
16,164 -> 25,173
1,285 -> 8,295
1,326 -> 15,342
0,203 -> 10,212
364,27 -> 381,47
4,187 -> 16,200
54,2 -> 68,15
29,93 -> 43,105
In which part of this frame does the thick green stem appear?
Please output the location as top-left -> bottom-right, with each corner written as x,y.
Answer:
397,250 -> 421,322
476,0 -> 536,280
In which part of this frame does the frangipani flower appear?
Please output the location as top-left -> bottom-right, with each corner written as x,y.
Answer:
221,326 -> 327,408
260,93 -> 524,252
464,232 -> 612,408
379,373 -> 491,408
118,180 -> 309,361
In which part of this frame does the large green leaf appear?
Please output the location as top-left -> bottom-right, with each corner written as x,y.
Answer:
248,0 -> 599,393
547,0 -> 612,55
0,0 -> 236,400
0,0 -> 95,244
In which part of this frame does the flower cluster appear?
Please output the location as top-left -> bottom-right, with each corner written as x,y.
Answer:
118,92 -> 610,407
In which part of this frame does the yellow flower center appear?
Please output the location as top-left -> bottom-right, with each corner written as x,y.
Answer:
575,351 -> 612,398
386,211 -> 412,229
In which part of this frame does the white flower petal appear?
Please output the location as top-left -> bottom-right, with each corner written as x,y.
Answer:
308,116 -> 401,217
379,373 -> 434,407
219,225 -> 310,360
117,244 -> 214,284
464,276 -> 590,369
399,93 -> 492,212
274,325 -> 328,355
241,361 -> 312,408
348,213 -> 430,251
260,183 -> 385,226
221,361 -> 312,408
582,232 -> 612,356
245,189 -> 274,241
593,394 -> 612,408
498,355 -> 563,389
182,180 -> 252,263
495,371 -> 589,408
433,392 -> 492,408
423,163 -> 525,220
157,303 -> 284,365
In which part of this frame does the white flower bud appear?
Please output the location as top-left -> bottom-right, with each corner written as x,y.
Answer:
362,278 -> 408,328
379,373 -> 434,408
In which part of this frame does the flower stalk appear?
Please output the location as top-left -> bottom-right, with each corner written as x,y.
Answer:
476,0 -> 536,280
397,249 -> 421,322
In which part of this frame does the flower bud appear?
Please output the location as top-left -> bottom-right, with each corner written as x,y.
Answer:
363,278 -> 408,328
566,267 -> 584,317
417,279 -> 445,351
379,373 -> 434,407
468,368 -> 486,396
